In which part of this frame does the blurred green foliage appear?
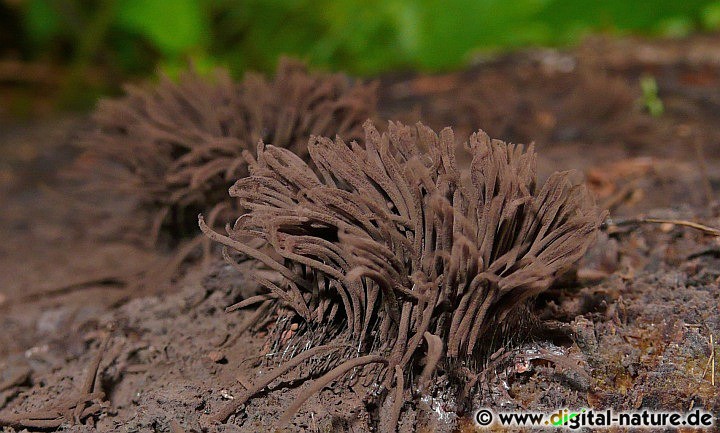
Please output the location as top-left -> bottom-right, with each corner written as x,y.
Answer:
7,0 -> 720,86
639,75 -> 664,117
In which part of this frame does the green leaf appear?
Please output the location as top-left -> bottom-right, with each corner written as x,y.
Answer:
702,1 -> 720,29
116,0 -> 208,55
656,16 -> 693,37
24,0 -> 61,45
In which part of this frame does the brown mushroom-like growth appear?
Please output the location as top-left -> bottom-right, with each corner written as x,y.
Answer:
200,121 -> 605,428
78,58 -> 377,245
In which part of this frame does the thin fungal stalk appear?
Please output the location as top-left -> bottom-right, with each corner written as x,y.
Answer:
77,58 -> 377,243
202,121 -> 604,426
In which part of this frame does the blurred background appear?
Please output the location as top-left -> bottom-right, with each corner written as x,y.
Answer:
1,0 -> 720,116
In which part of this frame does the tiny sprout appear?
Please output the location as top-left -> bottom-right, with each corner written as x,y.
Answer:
640,75 -> 664,117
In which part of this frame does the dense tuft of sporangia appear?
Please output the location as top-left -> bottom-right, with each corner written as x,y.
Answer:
201,120 -> 605,427
78,58 -> 377,243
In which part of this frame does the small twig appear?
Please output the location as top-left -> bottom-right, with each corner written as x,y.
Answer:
73,332 -> 111,421
700,330 -> 716,386
0,416 -> 63,429
4,275 -> 129,306
712,334 -> 716,387
687,248 -> 720,260
692,136 -> 715,206
0,333 -> 111,428
606,217 -> 720,237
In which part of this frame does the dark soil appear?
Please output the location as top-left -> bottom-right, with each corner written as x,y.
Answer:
2,34 -> 720,432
